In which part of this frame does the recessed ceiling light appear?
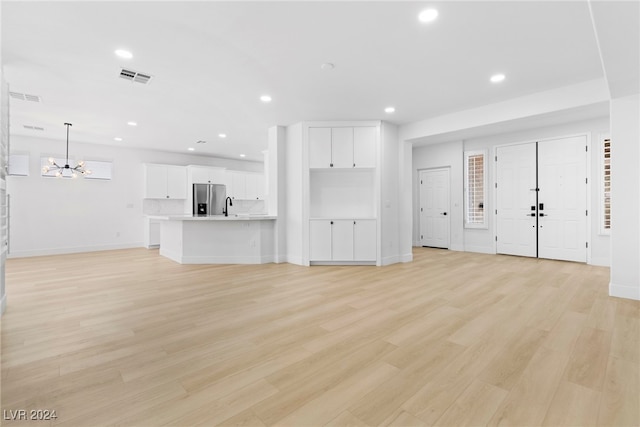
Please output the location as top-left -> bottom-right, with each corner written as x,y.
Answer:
384,106 -> 396,114
418,8 -> 438,23
321,63 -> 335,70
127,121 -> 137,126
240,154 -> 246,158
115,49 -> 133,59
218,133 -> 227,139
188,147 -> 195,151
490,73 -> 506,83
260,95 -> 272,103
114,137 -> 123,141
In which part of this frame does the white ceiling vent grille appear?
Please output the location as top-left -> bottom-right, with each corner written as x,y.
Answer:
9,92 -> 42,102
24,125 -> 45,131
119,68 -> 153,84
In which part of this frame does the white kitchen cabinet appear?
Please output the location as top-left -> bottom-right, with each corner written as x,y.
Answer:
188,166 -> 226,185
309,218 -> 376,262
244,172 -> 265,200
309,220 -> 331,260
226,171 -> 265,200
331,128 -> 353,168
144,164 -> 187,199
331,220 -> 354,261
308,126 -> 375,169
354,219 -> 377,261
353,127 -> 377,168
309,127 -> 332,169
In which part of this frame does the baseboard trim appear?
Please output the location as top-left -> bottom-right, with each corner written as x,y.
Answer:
1,293 -> 6,316
609,282 -> 640,301
7,242 -> 145,258
463,245 -> 496,255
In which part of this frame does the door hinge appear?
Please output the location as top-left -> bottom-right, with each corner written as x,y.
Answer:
495,182 -> 497,188
495,155 -> 498,161
421,235 -> 423,240
586,145 -> 588,152
586,177 -> 588,184
495,209 -> 498,215
421,207 -> 423,212
421,180 -> 423,184
495,236 -> 498,242
586,241 -> 589,248
586,209 -> 588,216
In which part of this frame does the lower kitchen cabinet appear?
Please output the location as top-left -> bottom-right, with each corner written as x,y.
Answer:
309,219 -> 376,263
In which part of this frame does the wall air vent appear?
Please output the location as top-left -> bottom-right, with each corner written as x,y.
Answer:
9,92 -> 42,102
119,68 -> 153,84
23,125 -> 45,131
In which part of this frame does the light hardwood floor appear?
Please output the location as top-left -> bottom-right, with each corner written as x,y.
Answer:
1,248 -> 638,426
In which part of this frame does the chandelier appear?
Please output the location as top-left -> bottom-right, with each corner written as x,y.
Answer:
42,123 -> 91,178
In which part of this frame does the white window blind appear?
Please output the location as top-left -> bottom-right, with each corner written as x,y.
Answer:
603,138 -> 611,231
464,151 -> 486,228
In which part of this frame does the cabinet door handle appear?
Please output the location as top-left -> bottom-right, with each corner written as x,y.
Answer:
166,195 -> 169,199
330,163 -> 333,167
330,221 -> 333,225
353,221 -> 356,225
353,163 -> 356,168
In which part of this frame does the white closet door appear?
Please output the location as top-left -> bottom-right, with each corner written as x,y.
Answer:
538,136 -> 587,262
419,168 -> 450,249
496,143 -> 537,257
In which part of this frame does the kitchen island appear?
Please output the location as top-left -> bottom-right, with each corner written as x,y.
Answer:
151,214 -> 277,264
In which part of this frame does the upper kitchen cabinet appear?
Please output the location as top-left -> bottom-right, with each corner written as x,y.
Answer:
144,164 -> 187,199
226,171 -> 266,200
188,165 -> 226,185
309,126 -> 376,169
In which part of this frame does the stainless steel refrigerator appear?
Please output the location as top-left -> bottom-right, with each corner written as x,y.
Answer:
192,183 -> 226,216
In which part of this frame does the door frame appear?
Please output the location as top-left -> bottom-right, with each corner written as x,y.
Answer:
492,132 -> 591,263
418,167 -> 451,249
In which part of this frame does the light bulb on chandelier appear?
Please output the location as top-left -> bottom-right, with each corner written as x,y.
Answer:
41,123 -> 92,178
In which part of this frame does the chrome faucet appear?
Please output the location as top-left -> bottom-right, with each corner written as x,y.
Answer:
223,197 -> 233,216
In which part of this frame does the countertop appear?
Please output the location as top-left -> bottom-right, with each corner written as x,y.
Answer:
148,214 -> 276,221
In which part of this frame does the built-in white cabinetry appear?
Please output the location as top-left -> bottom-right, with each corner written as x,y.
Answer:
305,122 -> 379,265
227,171 -> 265,200
309,219 -> 376,262
309,126 -> 376,169
144,164 -> 187,199
188,166 -> 226,185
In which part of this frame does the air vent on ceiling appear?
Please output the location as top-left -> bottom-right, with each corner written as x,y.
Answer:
196,140 -> 207,144
119,68 -> 153,84
23,125 -> 45,131
9,92 -> 42,102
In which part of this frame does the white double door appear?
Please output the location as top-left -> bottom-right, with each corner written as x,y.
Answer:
496,136 -> 587,262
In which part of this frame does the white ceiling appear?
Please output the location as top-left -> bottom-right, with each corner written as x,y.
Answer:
0,1 -> 617,161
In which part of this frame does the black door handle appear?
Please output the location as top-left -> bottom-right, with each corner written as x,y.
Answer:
539,213 -> 546,217
442,212 -> 447,216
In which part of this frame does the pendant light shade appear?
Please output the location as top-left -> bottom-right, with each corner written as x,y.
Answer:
41,123 -> 91,178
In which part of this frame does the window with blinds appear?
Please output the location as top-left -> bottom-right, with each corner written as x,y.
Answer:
464,150 -> 487,228
603,138 -> 611,232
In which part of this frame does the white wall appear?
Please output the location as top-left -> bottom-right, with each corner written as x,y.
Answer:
380,122 -> 398,264
412,140 -> 464,251
8,135 -> 263,257
411,116 -> 611,266
284,123 -> 304,265
610,94 -> 640,300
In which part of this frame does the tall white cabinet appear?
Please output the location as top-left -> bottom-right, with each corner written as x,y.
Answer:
284,121 -> 385,266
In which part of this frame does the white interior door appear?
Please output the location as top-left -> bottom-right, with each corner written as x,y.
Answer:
496,143 -> 537,257
538,136 -> 587,262
419,169 -> 450,249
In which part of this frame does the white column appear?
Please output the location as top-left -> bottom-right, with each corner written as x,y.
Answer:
609,94 -> 640,300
